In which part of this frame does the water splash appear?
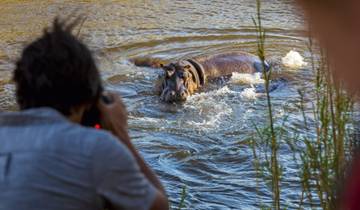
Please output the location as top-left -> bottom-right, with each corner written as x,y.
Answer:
282,50 -> 307,68
230,72 -> 264,85
229,72 -> 261,100
188,86 -> 237,100
240,85 -> 258,100
184,86 -> 234,130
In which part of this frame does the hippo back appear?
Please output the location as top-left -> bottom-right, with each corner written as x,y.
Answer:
192,52 -> 264,79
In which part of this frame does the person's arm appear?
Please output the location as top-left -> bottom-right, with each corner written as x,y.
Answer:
97,92 -> 168,209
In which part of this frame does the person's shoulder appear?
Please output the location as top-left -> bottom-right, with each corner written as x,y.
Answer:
71,124 -> 133,158
68,124 -> 116,142
50,121 -> 122,156
81,127 -> 124,151
90,129 -> 138,178
89,128 -> 130,158
76,124 -> 118,140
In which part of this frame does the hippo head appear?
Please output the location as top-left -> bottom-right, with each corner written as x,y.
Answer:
159,61 -> 200,103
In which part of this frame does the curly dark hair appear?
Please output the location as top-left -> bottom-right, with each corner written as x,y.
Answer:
13,18 -> 102,116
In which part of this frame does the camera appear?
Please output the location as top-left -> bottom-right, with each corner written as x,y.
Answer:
81,95 -> 112,129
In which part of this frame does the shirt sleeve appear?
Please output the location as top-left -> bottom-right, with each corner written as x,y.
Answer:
92,133 -> 157,210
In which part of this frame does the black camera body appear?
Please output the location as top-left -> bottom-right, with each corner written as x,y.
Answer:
80,95 -> 112,128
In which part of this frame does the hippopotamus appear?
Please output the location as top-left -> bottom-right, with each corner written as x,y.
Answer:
132,52 -> 270,102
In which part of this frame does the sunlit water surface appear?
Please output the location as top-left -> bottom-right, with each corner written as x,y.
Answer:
0,1 -> 316,209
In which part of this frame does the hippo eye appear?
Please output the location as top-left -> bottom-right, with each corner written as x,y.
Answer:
179,71 -> 190,79
165,69 -> 175,78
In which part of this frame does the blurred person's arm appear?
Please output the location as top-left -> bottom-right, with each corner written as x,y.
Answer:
296,1 -> 360,209
97,92 -> 168,210
296,0 -> 360,93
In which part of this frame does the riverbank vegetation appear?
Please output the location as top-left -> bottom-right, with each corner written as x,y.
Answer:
251,0 -> 356,209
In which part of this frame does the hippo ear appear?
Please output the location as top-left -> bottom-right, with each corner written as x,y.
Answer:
162,66 -> 174,77
184,65 -> 191,69
166,69 -> 175,77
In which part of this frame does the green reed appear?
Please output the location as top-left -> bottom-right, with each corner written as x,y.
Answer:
251,0 -> 355,209
252,0 -> 281,209
177,185 -> 187,210
294,33 -> 355,209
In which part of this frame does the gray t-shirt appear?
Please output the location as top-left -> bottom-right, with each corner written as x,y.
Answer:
0,108 -> 156,210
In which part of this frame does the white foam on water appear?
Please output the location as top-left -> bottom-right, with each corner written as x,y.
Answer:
188,86 -> 236,100
228,72 -> 261,100
282,50 -> 307,68
184,103 -> 233,129
129,116 -> 160,124
184,86 -> 235,130
240,85 -> 258,100
129,116 -> 168,131
230,72 -> 264,85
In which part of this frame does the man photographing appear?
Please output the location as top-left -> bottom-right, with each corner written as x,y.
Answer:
0,18 -> 169,210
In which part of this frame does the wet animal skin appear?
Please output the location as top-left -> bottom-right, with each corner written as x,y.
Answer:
133,52 -> 269,103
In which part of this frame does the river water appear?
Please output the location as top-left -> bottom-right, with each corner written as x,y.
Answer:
0,1 -> 314,209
